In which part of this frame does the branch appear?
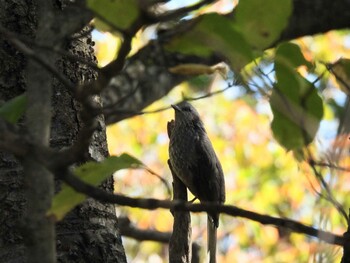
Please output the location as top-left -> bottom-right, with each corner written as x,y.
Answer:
0,119 -> 28,156
150,0 -> 217,22
118,216 -> 201,263
0,118 -> 62,169
168,157 -> 192,263
53,1 -> 94,41
97,18 -> 144,89
279,0 -> 350,43
307,156 -> 349,222
100,40 -> 220,124
119,216 -> 171,243
0,25 -> 75,92
32,42 -> 100,71
23,1 -> 57,261
102,81 -> 237,121
57,169 -> 346,247
310,160 -> 350,173
341,211 -> 350,262
99,0 -> 350,124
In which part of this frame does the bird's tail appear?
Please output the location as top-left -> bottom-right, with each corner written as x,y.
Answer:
207,215 -> 217,263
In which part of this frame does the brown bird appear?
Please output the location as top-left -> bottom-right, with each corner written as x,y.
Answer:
169,101 -> 225,263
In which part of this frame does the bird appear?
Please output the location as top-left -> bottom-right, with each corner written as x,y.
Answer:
168,101 -> 225,263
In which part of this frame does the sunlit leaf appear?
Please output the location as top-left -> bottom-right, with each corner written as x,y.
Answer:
168,63 -> 228,78
87,0 -> 139,31
169,63 -> 216,75
270,43 -> 323,150
236,0 -> 292,49
0,94 -> 27,123
166,13 -> 254,71
48,153 -> 143,221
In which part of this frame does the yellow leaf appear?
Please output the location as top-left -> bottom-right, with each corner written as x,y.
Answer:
169,63 -> 228,77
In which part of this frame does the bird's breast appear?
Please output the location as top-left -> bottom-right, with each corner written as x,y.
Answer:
169,126 -> 197,173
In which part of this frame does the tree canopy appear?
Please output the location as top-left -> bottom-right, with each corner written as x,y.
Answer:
1,0 -> 350,262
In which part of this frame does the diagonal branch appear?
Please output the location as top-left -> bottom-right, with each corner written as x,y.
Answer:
0,25 -> 75,92
308,156 -> 349,222
150,0 -> 217,22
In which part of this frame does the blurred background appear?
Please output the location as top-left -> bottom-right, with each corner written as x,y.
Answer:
92,0 -> 350,262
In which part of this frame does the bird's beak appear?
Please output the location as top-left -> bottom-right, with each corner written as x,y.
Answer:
171,104 -> 181,112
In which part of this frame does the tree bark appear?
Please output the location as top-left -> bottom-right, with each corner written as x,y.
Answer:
102,0 -> 350,124
1,0 -> 350,262
0,1 -> 126,262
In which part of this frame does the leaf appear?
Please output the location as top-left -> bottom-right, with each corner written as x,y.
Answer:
0,94 -> 27,123
87,0 -> 139,31
236,0 -> 292,49
270,43 -> 323,150
48,153 -> 143,221
275,42 -> 313,71
166,13 -> 254,71
168,63 -> 228,77
169,64 -> 217,75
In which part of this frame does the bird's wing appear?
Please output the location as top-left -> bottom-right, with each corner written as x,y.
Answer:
188,132 -> 225,204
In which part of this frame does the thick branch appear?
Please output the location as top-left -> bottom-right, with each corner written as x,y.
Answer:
23,1 -> 57,262
102,0 -> 350,124
280,0 -> 350,42
58,169 -> 346,247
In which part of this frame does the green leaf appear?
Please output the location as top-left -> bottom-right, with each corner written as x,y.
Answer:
270,44 -> 323,150
87,0 -> 139,30
0,94 -> 27,123
236,0 -> 292,49
274,43 -> 314,101
166,13 -> 254,71
275,42 -> 313,71
48,153 -> 143,221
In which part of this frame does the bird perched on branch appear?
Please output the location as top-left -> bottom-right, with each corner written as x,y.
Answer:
169,101 -> 225,263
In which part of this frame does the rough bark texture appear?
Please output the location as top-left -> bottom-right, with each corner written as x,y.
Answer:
0,1 -> 126,262
280,0 -> 350,42
0,1 -> 36,261
54,29 -> 127,263
101,42 -> 216,124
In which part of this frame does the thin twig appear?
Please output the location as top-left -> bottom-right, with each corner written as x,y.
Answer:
32,42 -> 100,71
310,160 -> 350,172
102,85 -> 141,112
152,0 -> 217,22
307,154 -> 349,221
102,81 -> 238,120
144,167 -> 172,198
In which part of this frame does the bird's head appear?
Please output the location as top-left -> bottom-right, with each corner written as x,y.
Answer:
171,101 -> 202,126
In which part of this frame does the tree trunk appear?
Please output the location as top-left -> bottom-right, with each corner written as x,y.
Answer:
0,1 -> 126,262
